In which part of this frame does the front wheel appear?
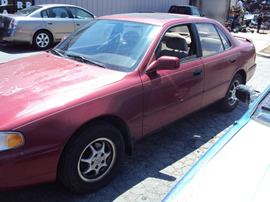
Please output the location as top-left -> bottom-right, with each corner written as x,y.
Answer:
58,122 -> 125,193
218,73 -> 243,112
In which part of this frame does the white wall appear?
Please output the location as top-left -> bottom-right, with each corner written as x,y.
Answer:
231,0 -> 237,8
34,0 -> 189,17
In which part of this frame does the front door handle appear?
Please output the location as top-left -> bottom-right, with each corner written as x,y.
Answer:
193,69 -> 202,77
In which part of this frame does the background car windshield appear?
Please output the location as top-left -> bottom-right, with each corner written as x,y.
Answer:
55,19 -> 159,72
15,6 -> 41,16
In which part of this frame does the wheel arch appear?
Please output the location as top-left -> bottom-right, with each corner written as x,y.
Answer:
99,115 -> 134,156
62,115 -> 134,157
235,69 -> 247,84
30,28 -> 55,45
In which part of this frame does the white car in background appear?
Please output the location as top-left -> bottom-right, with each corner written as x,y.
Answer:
163,85 -> 270,202
0,4 -> 95,49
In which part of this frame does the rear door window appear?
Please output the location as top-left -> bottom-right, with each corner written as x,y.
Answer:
196,23 -> 224,57
68,7 -> 94,20
216,27 -> 232,50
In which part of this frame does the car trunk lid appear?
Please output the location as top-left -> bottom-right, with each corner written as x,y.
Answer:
0,14 -> 17,31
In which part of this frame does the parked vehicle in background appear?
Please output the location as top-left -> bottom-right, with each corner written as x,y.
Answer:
163,85 -> 270,202
168,5 -> 203,16
0,13 -> 256,193
0,4 -> 95,50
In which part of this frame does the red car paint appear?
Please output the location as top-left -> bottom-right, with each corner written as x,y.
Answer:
0,13 -> 256,191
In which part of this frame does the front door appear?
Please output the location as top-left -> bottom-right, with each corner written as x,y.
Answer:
141,24 -> 204,135
42,7 -> 75,40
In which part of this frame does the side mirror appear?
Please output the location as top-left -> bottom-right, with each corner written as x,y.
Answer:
235,84 -> 260,105
146,56 -> 179,73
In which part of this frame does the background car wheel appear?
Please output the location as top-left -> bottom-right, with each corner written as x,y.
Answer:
32,30 -> 53,50
58,121 -> 125,193
218,73 -> 243,112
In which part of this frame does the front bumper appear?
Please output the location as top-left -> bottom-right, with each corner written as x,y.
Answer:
0,147 -> 61,190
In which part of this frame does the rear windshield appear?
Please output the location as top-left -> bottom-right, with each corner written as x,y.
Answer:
14,6 -> 41,16
169,6 -> 191,15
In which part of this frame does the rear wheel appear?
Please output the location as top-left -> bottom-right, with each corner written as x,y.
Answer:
218,73 -> 243,112
32,30 -> 53,50
58,121 -> 125,193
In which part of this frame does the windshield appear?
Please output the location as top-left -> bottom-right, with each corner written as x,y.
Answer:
252,90 -> 270,127
52,19 -> 159,72
15,6 -> 41,16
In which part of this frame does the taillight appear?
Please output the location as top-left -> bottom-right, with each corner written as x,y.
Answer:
8,19 -> 18,29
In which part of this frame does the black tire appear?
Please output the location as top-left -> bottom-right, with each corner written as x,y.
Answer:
218,73 -> 243,112
58,121 -> 125,193
32,30 -> 53,50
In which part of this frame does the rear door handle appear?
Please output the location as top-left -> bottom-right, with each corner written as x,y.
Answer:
47,22 -> 53,25
193,69 -> 202,77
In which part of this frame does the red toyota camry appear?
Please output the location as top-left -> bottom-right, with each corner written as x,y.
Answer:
0,13 -> 256,193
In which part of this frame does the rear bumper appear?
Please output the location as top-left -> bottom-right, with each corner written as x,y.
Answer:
0,29 -> 31,44
0,29 -> 16,42
246,63 -> 256,83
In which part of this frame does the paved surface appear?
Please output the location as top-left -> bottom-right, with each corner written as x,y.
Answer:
0,31 -> 269,201
233,29 -> 270,58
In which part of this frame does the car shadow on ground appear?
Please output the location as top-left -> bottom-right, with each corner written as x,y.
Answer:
0,43 -> 41,54
0,103 -> 248,201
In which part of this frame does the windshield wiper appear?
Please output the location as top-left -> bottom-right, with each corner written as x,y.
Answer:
262,106 -> 270,112
67,54 -> 106,68
50,49 -> 64,57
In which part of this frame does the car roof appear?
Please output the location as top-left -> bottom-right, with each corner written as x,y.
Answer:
98,12 -> 210,26
37,4 -> 82,8
170,5 -> 197,8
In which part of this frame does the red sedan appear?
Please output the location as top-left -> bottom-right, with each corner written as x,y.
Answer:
0,13 -> 256,193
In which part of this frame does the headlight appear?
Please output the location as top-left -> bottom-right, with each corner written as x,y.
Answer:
0,132 -> 25,152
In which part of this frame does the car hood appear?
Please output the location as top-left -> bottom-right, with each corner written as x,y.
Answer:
0,53 -> 127,128
169,119 -> 270,202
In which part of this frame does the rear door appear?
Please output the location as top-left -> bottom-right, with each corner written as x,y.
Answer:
42,7 -> 75,40
195,23 -> 239,107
